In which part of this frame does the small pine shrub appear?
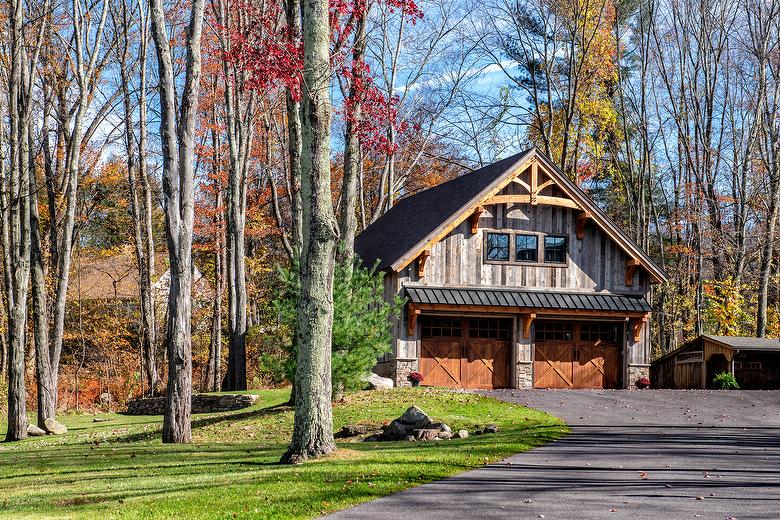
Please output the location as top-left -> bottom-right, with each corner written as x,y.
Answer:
271,257 -> 403,398
712,372 -> 739,390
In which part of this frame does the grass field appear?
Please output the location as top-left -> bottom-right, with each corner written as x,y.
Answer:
0,388 -> 566,519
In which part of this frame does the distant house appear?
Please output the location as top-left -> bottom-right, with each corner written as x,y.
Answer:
651,335 -> 780,389
72,247 -> 213,303
355,147 -> 668,390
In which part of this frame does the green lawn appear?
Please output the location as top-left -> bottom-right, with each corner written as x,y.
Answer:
0,388 -> 566,519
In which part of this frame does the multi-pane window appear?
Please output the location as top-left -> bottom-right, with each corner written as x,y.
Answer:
486,233 -> 510,261
515,234 -> 538,262
544,235 -> 567,263
534,321 -> 574,341
421,317 -> 462,338
580,323 -> 620,342
468,319 -> 511,339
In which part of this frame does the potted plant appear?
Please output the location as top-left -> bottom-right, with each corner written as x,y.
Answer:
408,371 -> 423,387
635,376 -> 651,389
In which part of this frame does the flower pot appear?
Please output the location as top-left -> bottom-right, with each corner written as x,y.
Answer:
410,380 -> 420,387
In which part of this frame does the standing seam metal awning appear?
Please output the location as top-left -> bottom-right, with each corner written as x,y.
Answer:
404,286 -> 651,313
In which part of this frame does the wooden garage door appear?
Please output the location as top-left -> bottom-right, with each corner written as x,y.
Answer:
533,321 -> 622,389
419,317 -> 510,389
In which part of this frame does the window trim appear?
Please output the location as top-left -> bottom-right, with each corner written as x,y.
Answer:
485,232 -> 511,262
482,229 -> 568,267
515,234 -> 538,263
543,235 -> 568,265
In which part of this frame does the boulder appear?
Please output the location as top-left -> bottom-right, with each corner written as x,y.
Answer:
44,418 -> 68,435
27,424 -> 47,436
382,419 -> 412,441
398,405 -> 432,428
484,424 -> 499,434
455,429 -> 469,439
431,422 -> 451,434
413,429 -> 441,441
438,430 -> 453,440
336,423 -> 379,438
363,372 -> 394,390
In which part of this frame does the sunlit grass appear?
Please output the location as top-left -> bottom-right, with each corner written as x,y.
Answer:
0,388 -> 566,519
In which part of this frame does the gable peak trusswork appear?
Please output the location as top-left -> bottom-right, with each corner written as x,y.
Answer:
354,148 -> 667,284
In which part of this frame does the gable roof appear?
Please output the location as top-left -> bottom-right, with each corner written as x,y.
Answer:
355,149 -> 533,271
702,335 -> 780,351
355,147 -> 667,283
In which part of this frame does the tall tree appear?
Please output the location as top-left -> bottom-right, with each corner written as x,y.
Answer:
148,0 -> 206,443
281,0 -> 338,464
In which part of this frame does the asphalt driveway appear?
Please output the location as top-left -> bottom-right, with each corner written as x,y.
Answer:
325,390 -> 780,520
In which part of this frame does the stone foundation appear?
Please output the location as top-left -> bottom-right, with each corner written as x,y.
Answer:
126,394 -> 259,415
516,361 -> 533,389
393,358 -> 419,388
628,364 -> 650,389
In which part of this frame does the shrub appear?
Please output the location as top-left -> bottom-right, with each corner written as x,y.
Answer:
271,257 -> 403,398
712,371 -> 739,390
635,376 -> 650,389
408,371 -> 424,383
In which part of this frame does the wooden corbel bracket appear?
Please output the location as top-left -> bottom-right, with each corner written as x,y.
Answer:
630,315 -> 648,342
470,206 -> 484,235
521,313 -> 536,339
407,305 -> 421,337
577,211 -> 592,239
417,249 -> 431,278
625,258 -> 641,286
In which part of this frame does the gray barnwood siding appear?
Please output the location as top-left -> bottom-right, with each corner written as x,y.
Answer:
386,192 -> 651,366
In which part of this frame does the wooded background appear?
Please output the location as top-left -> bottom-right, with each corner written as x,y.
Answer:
1,0 -> 779,419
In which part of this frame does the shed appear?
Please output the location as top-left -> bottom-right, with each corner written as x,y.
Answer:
650,335 -> 780,389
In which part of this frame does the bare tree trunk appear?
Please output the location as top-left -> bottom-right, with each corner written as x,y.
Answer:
281,0 -> 338,464
213,0 -> 252,390
138,5 -> 158,391
49,0 -> 110,409
286,0 -> 303,260
149,0 -> 205,443
116,0 -> 158,395
30,126 -> 56,427
338,7 -> 367,264
5,0 -> 31,440
206,154 -> 224,392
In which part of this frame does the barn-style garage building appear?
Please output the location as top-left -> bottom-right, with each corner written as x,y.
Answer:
651,335 -> 780,389
355,148 -> 668,390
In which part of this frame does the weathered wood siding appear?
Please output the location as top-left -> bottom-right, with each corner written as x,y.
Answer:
406,199 -> 649,295
650,340 -> 704,389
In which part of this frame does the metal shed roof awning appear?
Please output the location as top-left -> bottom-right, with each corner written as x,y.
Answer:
404,286 -> 651,315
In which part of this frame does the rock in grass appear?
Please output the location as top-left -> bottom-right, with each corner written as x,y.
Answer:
27,424 -> 47,436
44,418 -> 68,435
335,423 -> 379,438
363,372 -> 394,390
397,406 -> 432,428
455,429 -> 469,439
483,424 -> 499,434
413,429 -> 440,441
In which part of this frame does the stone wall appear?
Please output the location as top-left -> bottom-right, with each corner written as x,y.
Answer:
393,358 -> 419,387
516,361 -> 533,389
628,364 -> 650,389
126,394 -> 259,415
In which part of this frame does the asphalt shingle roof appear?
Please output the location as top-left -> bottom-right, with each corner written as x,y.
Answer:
354,150 -> 532,271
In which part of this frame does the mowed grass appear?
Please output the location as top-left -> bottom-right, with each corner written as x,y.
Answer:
0,388 -> 566,519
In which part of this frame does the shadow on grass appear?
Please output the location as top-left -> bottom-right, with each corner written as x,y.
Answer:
109,401 -> 293,444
